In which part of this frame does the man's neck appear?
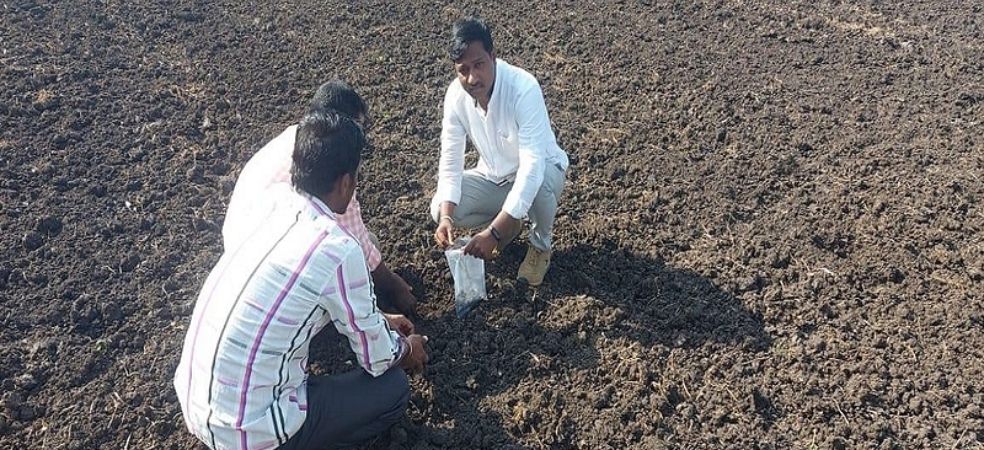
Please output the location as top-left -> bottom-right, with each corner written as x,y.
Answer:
319,192 -> 347,215
476,81 -> 495,111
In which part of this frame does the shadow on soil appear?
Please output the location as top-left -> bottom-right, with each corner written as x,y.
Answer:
313,239 -> 771,448
546,241 -> 772,351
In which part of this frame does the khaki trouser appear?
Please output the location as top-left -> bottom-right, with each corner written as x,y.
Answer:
430,163 -> 566,251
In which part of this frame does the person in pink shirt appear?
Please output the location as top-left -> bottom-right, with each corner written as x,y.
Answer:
223,80 -> 417,314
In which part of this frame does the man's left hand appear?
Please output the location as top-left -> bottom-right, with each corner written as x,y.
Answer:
463,229 -> 498,260
385,314 -> 415,336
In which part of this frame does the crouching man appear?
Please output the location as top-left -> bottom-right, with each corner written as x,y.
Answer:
431,17 -> 570,286
175,110 -> 428,450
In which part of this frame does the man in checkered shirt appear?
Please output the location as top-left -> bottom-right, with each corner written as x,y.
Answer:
223,80 -> 416,314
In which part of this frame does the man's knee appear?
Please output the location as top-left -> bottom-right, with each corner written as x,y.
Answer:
529,167 -> 565,218
529,187 -> 558,218
378,368 -> 410,420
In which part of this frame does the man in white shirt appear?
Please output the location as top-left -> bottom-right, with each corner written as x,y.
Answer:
431,17 -> 570,286
224,80 -> 417,314
175,110 -> 429,450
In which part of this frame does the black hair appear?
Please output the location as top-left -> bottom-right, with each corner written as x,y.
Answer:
449,17 -> 494,61
309,79 -> 368,122
290,110 -> 365,197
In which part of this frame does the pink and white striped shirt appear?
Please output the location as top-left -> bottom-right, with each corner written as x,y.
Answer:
175,185 -> 405,450
223,125 -> 382,270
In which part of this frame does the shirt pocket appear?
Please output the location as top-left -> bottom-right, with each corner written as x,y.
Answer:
497,129 -> 518,150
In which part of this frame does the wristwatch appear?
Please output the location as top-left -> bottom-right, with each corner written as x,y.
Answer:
488,225 -> 502,242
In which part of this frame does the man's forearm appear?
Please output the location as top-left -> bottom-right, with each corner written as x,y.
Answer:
490,210 -> 520,239
371,261 -> 398,295
439,201 -> 456,220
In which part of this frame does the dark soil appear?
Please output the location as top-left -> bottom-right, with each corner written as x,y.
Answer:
2,0 -> 982,449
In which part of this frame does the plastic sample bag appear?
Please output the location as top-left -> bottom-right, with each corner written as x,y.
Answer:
445,238 -> 487,318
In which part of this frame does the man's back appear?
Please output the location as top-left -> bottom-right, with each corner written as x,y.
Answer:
175,186 -> 377,450
222,126 -> 383,271
222,126 -> 296,250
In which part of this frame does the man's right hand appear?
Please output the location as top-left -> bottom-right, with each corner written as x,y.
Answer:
389,274 -> 417,315
435,218 -> 455,248
400,334 -> 429,373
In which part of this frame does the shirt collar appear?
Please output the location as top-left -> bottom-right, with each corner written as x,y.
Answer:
300,190 -> 336,219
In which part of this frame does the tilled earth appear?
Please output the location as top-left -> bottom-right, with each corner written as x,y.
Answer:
2,0 -> 983,449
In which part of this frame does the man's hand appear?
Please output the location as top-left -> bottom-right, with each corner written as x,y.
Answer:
372,262 -> 417,316
435,218 -> 455,248
399,334 -> 429,374
385,314 -> 415,337
463,229 -> 498,260
389,274 -> 417,315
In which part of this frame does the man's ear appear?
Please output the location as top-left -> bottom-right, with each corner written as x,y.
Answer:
341,172 -> 356,193
330,173 -> 350,196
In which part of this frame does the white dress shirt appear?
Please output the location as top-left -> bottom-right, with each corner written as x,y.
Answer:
436,59 -> 569,219
223,126 -> 382,270
175,185 -> 405,450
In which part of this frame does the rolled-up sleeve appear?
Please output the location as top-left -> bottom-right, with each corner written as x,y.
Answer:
322,244 -> 404,377
502,85 -> 551,219
436,87 -> 468,207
